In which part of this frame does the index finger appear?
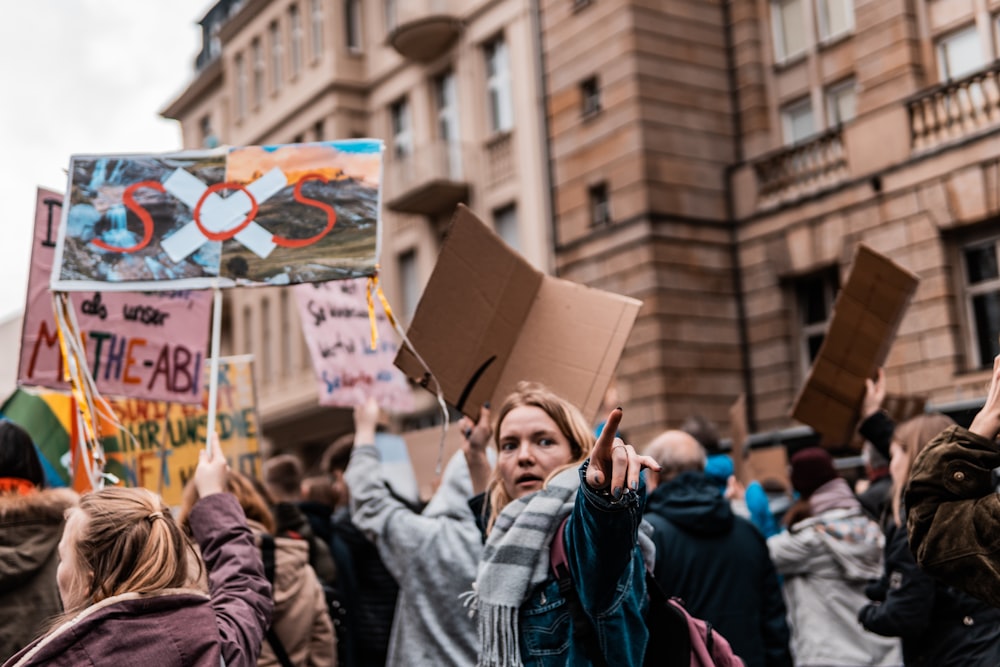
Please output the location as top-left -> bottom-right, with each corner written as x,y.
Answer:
592,407 -> 623,458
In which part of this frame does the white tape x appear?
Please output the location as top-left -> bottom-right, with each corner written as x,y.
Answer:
160,167 -> 288,263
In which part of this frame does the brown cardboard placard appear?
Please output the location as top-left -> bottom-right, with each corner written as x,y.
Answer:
790,244 -> 920,446
403,425 -> 466,503
729,394 -> 750,484
395,205 -> 642,421
747,446 -> 790,492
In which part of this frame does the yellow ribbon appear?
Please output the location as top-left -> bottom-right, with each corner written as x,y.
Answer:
366,269 -> 399,351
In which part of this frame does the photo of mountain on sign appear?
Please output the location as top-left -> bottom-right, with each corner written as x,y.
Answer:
53,139 -> 382,292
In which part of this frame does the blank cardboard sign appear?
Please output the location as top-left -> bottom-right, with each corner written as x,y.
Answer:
790,244 -> 919,447
395,205 -> 641,421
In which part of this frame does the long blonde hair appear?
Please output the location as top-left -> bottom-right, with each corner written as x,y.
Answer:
484,382 -> 594,534
64,487 -> 201,615
891,413 -> 955,526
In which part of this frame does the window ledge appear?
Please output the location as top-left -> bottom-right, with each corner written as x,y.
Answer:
582,107 -> 603,122
485,130 -> 514,148
773,51 -> 808,72
817,30 -> 853,51
572,0 -> 594,13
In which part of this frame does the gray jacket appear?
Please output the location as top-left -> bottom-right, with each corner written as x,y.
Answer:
346,446 -> 483,667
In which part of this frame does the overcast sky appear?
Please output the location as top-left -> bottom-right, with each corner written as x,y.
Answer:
0,0 -> 213,321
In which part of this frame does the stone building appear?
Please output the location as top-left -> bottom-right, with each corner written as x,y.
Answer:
163,0 -> 1000,454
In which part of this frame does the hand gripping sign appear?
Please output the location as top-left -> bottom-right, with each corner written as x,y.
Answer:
50,140 -> 383,292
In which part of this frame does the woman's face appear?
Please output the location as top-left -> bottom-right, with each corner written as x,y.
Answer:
497,405 -> 574,500
889,441 -> 909,484
57,508 -> 90,609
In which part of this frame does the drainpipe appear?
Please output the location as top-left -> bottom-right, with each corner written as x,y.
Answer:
722,0 -> 756,431
530,0 -> 560,275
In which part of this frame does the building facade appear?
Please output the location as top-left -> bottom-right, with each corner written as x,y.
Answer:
163,0 -> 553,456
164,0 -> 1000,453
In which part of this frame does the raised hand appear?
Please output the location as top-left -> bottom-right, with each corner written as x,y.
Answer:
862,367 -> 887,419
970,354 -> 1000,442
584,407 -> 660,499
195,432 -> 229,497
460,403 -> 492,495
353,396 -> 380,444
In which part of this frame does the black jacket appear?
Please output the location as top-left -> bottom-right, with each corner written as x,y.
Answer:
860,512 -> 1000,667
644,472 -> 792,667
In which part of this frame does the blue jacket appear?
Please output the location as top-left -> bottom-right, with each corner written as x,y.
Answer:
473,464 -> 650,666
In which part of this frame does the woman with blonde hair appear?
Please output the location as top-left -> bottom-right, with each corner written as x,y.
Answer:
859,413 -> 1000,666
463,381 -> 659,667
179,467 -> 336,667
2,438 -> 272,667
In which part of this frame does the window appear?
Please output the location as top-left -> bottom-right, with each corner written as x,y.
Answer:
484,37 -> 514,133
816,0 -> 853,41
289,5 -> 303,77
436,71 -> 462,178
385,0 -> 397,32
580,76 -> 601,117
494,204 -> 519,250
314,119 -> 325,140
261,297 -> 271,382
962,240 -> 1000,368
310,0 -> 324,60
270,21 -> 283,93
209,22 -> 222,60
235,53 -> 248,119
252,38 -> 264,108
771,0 -> 807,62
199,115 -> 218,148
937,25 -> 984,81
825,79 -> 856,126
781,97 -> 815,144
795,268 -> 839,371
345,0 -> 362,52
390,98 -> 412,159
399,250 -> 420,320
589,182 -> 611,226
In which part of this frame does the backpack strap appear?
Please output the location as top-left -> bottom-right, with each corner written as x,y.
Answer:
550,516 -> 611,667
260,535 -> 296,667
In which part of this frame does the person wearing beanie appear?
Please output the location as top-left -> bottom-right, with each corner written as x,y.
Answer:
767,447 -> 902,667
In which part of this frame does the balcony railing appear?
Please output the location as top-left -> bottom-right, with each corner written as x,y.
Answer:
485,132 -> 514,186
752,128 -> 848,206
388,0 -> 462,62
384,140 -> 472,216
908,62 -> 1000,150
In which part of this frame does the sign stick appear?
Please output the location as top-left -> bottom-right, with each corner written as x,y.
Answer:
205,284 -> 224,455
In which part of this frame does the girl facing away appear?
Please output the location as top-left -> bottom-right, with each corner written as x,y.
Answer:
2,436 -> 273,667
463,381 -> 660,667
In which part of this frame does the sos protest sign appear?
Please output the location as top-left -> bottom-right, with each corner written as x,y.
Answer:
18,188 -> 212,404
2,356 -> 261,506
293,279 -> 413,411
50,140 -> 382,292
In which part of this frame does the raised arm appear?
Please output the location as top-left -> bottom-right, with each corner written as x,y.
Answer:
568,408 -> 660,610
188,437 -> 273,667
344,398 -> 446,581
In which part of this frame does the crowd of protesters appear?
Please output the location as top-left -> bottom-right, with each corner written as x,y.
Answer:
7,360 -> 1000,666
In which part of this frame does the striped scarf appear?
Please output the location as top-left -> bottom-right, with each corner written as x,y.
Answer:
474,466 -> 579,667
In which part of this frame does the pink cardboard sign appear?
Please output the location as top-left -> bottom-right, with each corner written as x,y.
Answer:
293,279 -> 413,412
18,188 -> 212,404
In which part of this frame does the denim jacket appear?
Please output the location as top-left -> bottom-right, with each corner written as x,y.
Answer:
517,464 -> 649,667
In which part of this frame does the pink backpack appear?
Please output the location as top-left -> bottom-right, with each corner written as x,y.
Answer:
550,517 -> 744,667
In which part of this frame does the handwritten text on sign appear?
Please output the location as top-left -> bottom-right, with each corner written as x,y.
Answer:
293,279 -> 413,412
51,140 -> 382,292
99,356 -> 261,506
18,188 -> 212,404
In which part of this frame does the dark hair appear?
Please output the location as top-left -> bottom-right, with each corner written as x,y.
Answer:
263,454 -> 304,498
321,433 -> 355,475
0,420 -> 45,487
680,414 -> 721,455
